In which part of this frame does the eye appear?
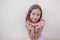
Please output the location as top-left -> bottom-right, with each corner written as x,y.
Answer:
32,13 -> 35,15
37,14 -> 40,16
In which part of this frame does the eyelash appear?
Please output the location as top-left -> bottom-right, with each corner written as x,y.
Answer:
32,13 -> 40,16
37,14 -> 40,16
32,13 -> 35,15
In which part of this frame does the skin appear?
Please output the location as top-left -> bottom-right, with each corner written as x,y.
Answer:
26,22 -> 34,40
26,9 -> 44,40
26,22 -> 44,40
30,9 -> 41,23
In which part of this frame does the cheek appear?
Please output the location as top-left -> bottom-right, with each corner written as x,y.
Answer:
30,15 -> 33,19
37,16 -> 40,19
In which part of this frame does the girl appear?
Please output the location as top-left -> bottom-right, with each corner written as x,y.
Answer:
25,4 -> 46,40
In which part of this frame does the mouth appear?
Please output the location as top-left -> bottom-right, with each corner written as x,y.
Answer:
34,18 -> 37,20
33,19 -> 37,22
34,32 -> 38,34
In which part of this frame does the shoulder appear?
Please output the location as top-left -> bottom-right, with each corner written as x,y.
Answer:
25,21 -> 30,29
40,19 -> 46,26
40,19 -> 46,22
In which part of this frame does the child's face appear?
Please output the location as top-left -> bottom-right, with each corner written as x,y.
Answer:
30,9 -> 41,22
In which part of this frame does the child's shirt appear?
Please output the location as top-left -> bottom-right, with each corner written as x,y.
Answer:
25,19 -> 46,40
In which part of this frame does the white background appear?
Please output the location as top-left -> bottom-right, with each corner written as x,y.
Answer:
0,0 -> 60,40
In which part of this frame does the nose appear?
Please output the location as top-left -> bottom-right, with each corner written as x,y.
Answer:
34,15 -> 37,19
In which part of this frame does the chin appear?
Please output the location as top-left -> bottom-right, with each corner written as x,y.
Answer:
32,20 -> 37,22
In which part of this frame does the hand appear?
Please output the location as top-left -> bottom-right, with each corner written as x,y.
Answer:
29,25 -> 35,40
29,30 -> 34,40
26,23 -> 34,39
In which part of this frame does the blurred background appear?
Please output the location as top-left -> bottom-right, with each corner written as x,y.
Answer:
0,0 -> 60,40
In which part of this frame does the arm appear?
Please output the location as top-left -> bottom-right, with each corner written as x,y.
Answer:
27,29 -> 34,40
34,26 -> 44,39
25,22 -> 34,40
38,19 -> 46,34
34,20 -> 46,39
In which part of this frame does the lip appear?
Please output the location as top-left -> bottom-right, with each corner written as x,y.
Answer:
34,18 -> 37,20
34,32 -> 38,33
33,19 -> 37,21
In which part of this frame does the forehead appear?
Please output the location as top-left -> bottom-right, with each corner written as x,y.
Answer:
31,9 -> 41,14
